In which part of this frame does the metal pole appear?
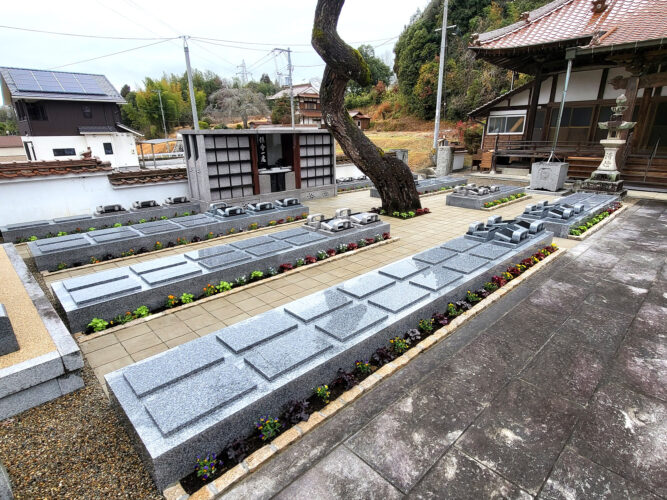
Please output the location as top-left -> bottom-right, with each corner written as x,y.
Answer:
432,0 -> 449,150
154,89 -> 168,138
182,35 -> 200,130
549,53 -> 574,161
287,48 -> 296,129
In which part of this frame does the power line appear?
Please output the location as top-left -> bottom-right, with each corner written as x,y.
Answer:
192,38 -> 309,53
189,39 -> 238,70
49,38 -> 176,70
0,24 -> 171,40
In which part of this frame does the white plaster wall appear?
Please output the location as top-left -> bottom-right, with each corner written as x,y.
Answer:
554,69 -> 604,102
0,173 -> 188,225
489,109 -> 527,117
22,133 -> 139,168
0,147 -> 26,160
602,68 -> 645,99
335,163 -> 365,179
509,89 -> 530,106
539,76 -> 553,104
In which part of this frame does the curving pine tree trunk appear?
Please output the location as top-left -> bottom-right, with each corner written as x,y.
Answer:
312,0 -> 421,213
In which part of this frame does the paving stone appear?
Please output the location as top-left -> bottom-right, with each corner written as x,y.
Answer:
120,332 -> 162,355
243,329 -> 333,381
584,279 -> 649,316
468,243 -> 512,260
379,259 -> 430,280
284,290 -> 352,322
410,448 -> 532,499
540,447 -> 660,500
337,273 -> 395,299
609,334 -> 667,401
571,382 -> 667,497
409,267 -> 463,292
245,240 -> 292,256
442,253 -> 489,273
441,237 -> 480,253
606,252 -> 663,288
346,383 -> 484,492
412,247 -> 456,265
456,379 -> 581,495
315,304 -> 388,341
217,310 -> 297,353
274,446 -> 402,500
124,337 -> 226,396
368,283 -> 430,313
144,362 -> 257,435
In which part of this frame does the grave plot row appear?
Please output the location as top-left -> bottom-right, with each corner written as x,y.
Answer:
518,192 -> 620,237
337,178 -> 374,192
51,212 -> 389,333
446,184 -> 525,209
105,221 -> 553,489
370,175 -> 467,198
28,204 -> 309,272
1,199 -> 199,242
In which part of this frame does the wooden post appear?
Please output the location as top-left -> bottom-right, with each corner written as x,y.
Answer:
617,75 -> 639,170
524,72 -> 542,141
292,133 -> 302,189
249,135 -> 260,195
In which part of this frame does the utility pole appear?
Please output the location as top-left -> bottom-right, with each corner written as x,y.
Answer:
152,88 -> 168,138
237,60 -> 249,85
432,0 -> 449,150
274,48 -> 296,129
182,35 -> 199,130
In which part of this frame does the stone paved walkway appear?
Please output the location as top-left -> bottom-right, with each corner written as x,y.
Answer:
71,189 -> 563,388
218,199 -> 666,499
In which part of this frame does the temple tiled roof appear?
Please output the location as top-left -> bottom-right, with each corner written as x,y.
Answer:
107,167 -> 187,186
472,0 -> 667,49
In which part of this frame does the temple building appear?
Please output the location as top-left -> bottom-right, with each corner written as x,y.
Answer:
468,0 -> 667,188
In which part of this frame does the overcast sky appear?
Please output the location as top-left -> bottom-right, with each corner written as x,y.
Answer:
1,0 -> 430,105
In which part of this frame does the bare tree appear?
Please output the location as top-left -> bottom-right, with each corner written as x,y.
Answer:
206,87 -> 269,128
312,0 -> 420,212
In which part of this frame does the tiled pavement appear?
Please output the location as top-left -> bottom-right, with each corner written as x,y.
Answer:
73,189 -> 564,388
216,199 -> 666,499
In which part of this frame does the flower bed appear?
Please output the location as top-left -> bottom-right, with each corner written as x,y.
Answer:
369,207 -> 431,220
178,243 -> 559,494
44,214 -> 308,272
83,232 -> 392,334
482,192 -> 528,209
568,202 -> 622,237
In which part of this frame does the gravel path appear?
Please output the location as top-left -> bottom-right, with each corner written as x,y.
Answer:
0,364 -> 161,499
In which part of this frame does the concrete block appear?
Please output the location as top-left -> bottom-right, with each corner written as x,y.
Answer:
370,176 -> 466,198
446,185 -> 525,209
0,305 -> 19,356
530,162 -> 569,191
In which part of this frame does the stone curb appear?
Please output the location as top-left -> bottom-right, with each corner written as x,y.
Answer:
75,236 -> 400,342
479,194 -> 532,211
167,247 -> 566,500
41,219 -> 305,279
418,187 -> 459,198
337,187 -> 371,194
567,203 -> 628,240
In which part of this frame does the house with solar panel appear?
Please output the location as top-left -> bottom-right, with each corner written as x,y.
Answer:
0,67 -> 142,169
467,0 -> 667,189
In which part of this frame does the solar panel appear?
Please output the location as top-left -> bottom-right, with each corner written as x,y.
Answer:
7,69 -> 107,96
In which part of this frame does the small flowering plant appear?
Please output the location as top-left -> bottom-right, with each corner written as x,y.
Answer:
180,292 -> 194,304
382,232 -> 391,240
285,216 -> 294,223
228,228 -> 237,234
216,281 -> 232,293
177,237 -> 189,245
250,270 -> 264,281
484,281 -> 499,292
316,251 -> 328,261
295,258 -> 306,267
154,241 -> 163,250
235,275 -> 247,287
418,318 -> 434,333
195,453 -> 219,481
447,302 -> 462,318
88,317 -> 108,332
133,305 -> 150,318
355,360 -> 372,374
347,242 -> 358,251
304,255 -> 317,264
389,336 -> 410,354
336,243 -> 348,253
256,416 -> 281,441
205,231 -> 216,240
203,284 -> 217,297
268,220 -> 277,226
247,222 -> 258,230
279,263 -> 293,273
166,294 -> 179,308
466,290 -> 482,303
315,385 -> 330,404
501,271 -> 514,281
326,248 -> 337,257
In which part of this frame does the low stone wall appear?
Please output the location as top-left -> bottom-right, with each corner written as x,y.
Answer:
52,220 -> 389,333
28,205 -> 309,272
518,192 -> 620,237
370,176 -> 466,198
1,201 -> 200,242
446,185 -> 525,209
106,227 -> 552,489
0,244 -> 83,421
337,179 -> 374,192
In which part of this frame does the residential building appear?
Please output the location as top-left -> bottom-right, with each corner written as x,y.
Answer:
268,83 -> 322,125
0,67 -> 142,168
349,110 -> 371,130
0,135 -> 26,162
468,0 -> 667,188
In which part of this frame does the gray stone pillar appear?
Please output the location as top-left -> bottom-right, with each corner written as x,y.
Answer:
436,146 -> 453,177
0,304 -> 19,356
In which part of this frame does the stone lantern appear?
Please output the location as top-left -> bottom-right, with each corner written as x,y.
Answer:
582,94 -> 635,194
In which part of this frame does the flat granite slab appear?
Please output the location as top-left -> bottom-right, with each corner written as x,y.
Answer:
106,226 -> 553,489
446,185 -> 525,209
52,220 -> 389,333
1,202 -> 200,242
28,204 -> 310,272
370,176 -> 466,198
518,193 -> 620,237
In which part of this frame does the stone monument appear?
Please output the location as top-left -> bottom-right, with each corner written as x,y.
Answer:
530,161 -> 569,191
581,94 -> 634,195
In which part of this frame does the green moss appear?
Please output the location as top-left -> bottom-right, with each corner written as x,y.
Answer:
351,48 -> 372,87
312,28 -> 325,45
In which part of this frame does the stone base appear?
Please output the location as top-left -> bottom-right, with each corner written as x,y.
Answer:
581,177 -> 626,196
530,162 -> 569,192
370,176 -> 467,198
446,186 -> 525,210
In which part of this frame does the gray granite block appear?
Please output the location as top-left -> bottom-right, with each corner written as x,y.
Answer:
446,185 -> 525,210
370,176 -> 466,198
57,371 -> 85,395
0,304 -> 19,356
105,229 -> 552,489
441,237 -> 480,253
0,351 -> 63,400
285,232 -> 327,246
243,329 -> 333,381
0,377 -> 64,420
53,221 -> 390,333
27,205 -> 310,271
0,461 -> 12,500
469,243 -> 512,260
53,214 -> 93,223
271,227 -> 310,240
413,247 -> 457,265
442,254 -> 490,273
